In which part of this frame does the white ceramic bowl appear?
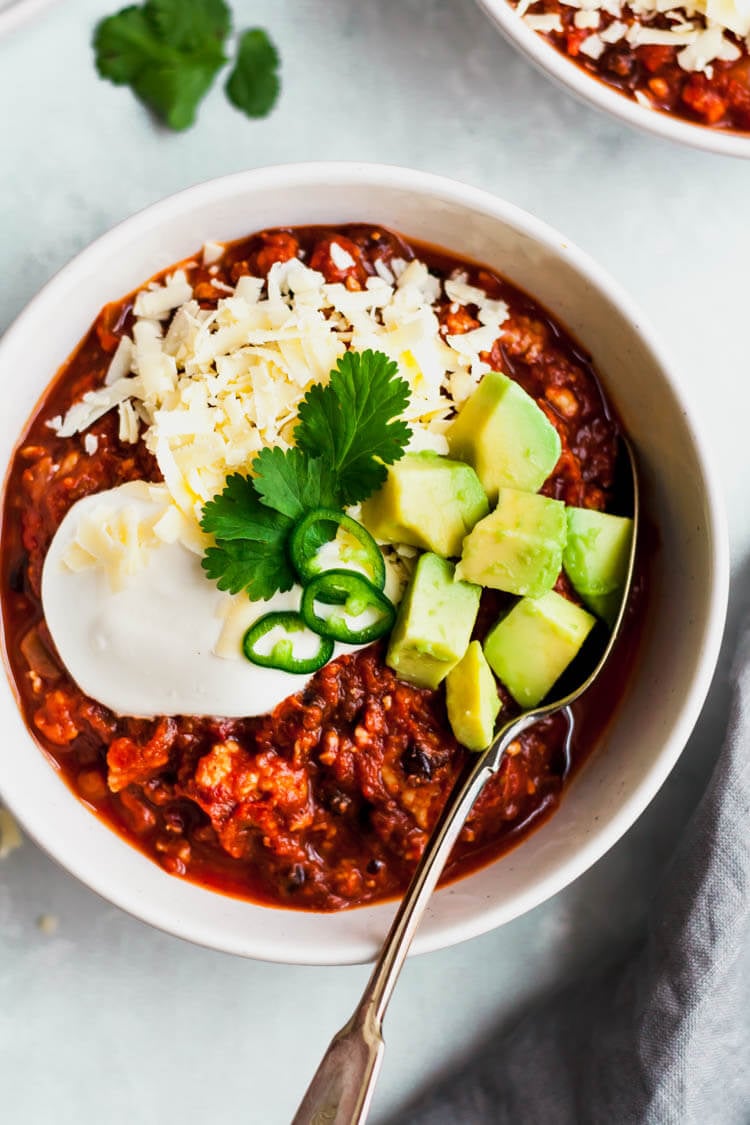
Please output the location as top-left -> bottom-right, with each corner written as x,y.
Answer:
0,0 -> 59,39
0,163 -> 728,964
476,0 -> 750,158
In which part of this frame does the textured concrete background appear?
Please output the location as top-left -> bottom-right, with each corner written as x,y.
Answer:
0,1 -> 748,1122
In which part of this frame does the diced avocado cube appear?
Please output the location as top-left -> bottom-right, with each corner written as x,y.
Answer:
564,508 -> 633,597
447,372 -> 561,501
446,640 -> 501,752
582,590 -> 622,627
386,553 -> 481,690
484,592 -> 596,709
456,487 -> 567,598
360,452 -> 489,558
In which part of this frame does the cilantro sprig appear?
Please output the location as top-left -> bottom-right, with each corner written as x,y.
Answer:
296,351 -> 412,506
94,0 -> 280,131
226,29 -> 280,119
203,523 -> 296,601
251,448 -> 341,521
201,350 -> 412,600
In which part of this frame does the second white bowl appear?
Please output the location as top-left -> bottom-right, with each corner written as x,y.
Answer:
476,0 -> 750,157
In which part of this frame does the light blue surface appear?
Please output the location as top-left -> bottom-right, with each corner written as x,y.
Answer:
1,2 -> 748,1123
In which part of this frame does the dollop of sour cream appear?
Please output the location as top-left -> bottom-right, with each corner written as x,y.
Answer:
41,484 -> 366,719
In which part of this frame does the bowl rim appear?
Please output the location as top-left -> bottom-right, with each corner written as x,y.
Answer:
0,0 -> 59,38
0,162 -> 730,962
475,0 -> 750,158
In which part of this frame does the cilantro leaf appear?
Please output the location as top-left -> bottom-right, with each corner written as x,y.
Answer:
226,28 -> 280,119
199,349 -> 413,600
200,474 -> 296,599
148,0 -> 231,49
202,536 -> 295,600
95,2 -> 281,129
295,350 -> 412,505
94,7 -> 157,84
132,51 -> 226,130
251,448 -> 340,521
199,473 -> 287,542
94,0 -> 229,131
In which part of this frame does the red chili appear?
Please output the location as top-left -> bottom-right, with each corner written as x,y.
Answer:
0,223 -> 641,911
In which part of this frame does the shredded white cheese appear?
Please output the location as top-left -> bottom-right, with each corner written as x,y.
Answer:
202,241 -> 225,267
600,18 -> 629,39
580,31 -> 608,54
329,241 -> 357,271
522,0 -> 748,75
678,22 -> 742,65
52,253 -> 510,587
526,13 -> 565,30
60,481 -> 203,590
575,10 -> 603,27
105,337 -> 134,386
702,0 -> 750,35
133,270 -> 193,320
627,23 -> 697,44
117,400 -> 141,444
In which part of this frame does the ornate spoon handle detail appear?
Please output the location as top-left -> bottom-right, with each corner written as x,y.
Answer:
294,439 -> 638,1125
292,713 -> 537,1125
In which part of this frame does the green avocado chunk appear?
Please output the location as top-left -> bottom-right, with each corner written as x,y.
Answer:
360,451 -> 489,558
564,508 -> 633,600
446,640 -> 501,752
447,372 -> 561,501
386,553 -> 481,690
456,487 -> 567,598
483,591 -> 597,709
583,590 -> 622,628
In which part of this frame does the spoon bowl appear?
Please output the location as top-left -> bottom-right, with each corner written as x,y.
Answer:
293,438 -> 639,1125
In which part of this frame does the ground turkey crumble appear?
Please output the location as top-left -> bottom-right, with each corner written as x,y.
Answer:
1,224 -> 643,911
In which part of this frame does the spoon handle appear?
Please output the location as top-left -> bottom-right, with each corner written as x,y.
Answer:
292,716 -> 525,1125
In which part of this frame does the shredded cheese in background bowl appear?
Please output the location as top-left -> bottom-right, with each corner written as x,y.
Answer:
520,0 -> 750,79
51,252 -> 510,580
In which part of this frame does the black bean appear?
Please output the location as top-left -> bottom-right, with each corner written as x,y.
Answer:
402,743 -> 433,779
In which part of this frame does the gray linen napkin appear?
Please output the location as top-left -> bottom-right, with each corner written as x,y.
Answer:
398,628 -> 750,1125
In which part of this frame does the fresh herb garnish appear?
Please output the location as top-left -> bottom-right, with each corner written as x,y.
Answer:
226,28 -> 281,119
94,0 -> 280,131
200,350 -> 412,601
203,522 -> 296,599
295,351 -> 412,506
250,448 -> 340,522
200,473 -> 291,543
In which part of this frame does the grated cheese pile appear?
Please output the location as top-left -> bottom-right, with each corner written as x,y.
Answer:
51,247 -> 510,575
520,0 -> 750,79
60,481 -> 201,590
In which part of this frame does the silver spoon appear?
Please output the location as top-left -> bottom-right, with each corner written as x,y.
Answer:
292,440 -> 639,1125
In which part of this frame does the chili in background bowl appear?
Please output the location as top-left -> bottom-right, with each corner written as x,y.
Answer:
475,0 -> 750,156
0,163 -> 728,964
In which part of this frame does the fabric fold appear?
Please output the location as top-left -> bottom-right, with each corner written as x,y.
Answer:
396,628 -> 750,1125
